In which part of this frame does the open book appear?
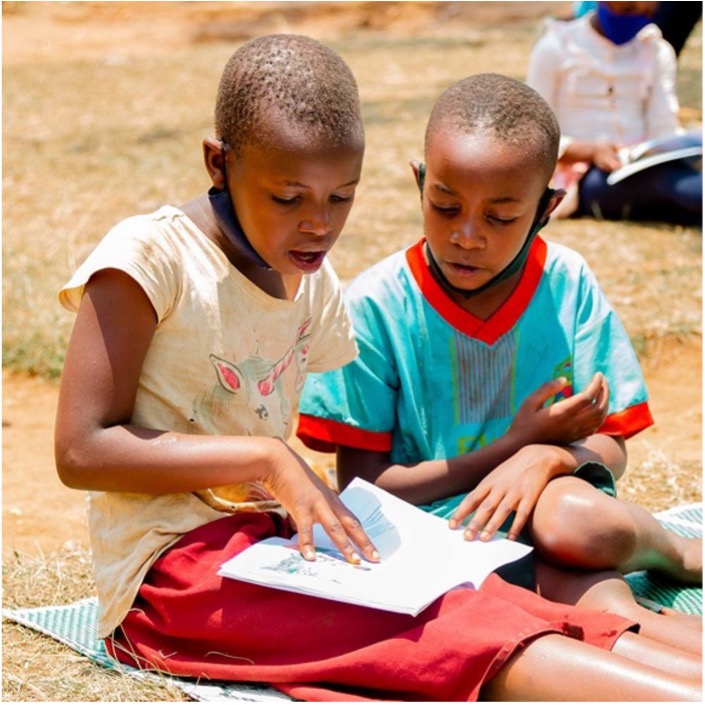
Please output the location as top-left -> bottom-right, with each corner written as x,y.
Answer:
218,478 -> 532,616
607,129 -> 702,185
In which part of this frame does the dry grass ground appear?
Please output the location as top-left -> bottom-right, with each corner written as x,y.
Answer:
2,1 -> 702,701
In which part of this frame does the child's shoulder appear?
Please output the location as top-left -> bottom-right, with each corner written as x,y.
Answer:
544,238 -> 589,266
59,205 -> 209,313
105,204 -> 190,240
94,205 -> 220,267
345,245 -> 413,301
543,238 -> 601,287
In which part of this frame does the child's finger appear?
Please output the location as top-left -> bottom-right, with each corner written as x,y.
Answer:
459,495 -> 499,540
469,502 -> 514,542
316,520 -> 360,564
595,376 -> 610,412
338,510 -> 381,563
317,503 -> 379,564
581,371 -> 604,404
296,524 -> 318,562
448,488 -> 487,533
552,372 -> 604,418
506,500 -> 533,541
526,377 -> 568,410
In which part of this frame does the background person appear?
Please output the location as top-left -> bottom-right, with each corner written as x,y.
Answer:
528,1 -> 702,226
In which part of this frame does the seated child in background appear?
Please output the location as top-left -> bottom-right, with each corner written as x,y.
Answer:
526,1 -> 702,226
54,36 -> 700,701
298,73 -> 702,659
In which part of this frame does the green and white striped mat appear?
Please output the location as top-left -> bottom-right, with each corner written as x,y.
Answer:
2,597 -> 293,702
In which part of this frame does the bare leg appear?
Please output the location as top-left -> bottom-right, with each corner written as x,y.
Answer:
535,560 -> 703,659
480,632 -> 702,702
530,476 -> 702,582
661,606 -> 703,631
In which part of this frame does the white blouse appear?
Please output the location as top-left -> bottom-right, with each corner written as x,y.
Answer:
527,13 -> 680,149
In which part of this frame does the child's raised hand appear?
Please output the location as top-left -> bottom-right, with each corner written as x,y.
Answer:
592,141 -> 623,173
510,372 -> 609,446
263,441 -> 380,565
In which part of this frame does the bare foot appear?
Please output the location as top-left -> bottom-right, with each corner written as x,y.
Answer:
660,536 -> 703,584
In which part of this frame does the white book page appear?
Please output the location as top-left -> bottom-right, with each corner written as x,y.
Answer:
219,479 -> 532,615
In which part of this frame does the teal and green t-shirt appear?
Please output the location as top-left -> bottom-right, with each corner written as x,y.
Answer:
298,237 -> 653,465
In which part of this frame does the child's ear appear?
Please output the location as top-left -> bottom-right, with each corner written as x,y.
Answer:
543,188 -> 567,219
203,137 -> 227,190
409,159 -> 425,196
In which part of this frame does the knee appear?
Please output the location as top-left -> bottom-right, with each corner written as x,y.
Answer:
531,479 -> 637,568
531,481 -> 594,559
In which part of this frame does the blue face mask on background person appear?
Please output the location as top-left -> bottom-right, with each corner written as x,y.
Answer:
597,3 -> 654,45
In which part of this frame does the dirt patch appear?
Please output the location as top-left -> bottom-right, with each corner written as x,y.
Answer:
2,1 -> 571,65
2,371 -> 85,557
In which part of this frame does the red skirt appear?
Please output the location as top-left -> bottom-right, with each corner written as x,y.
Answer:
106,512 -> 636,702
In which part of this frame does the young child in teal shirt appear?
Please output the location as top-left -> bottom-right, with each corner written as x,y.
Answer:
299,72 -> 702,659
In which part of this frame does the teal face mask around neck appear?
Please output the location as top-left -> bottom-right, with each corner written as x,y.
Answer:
417,163 -> 556,298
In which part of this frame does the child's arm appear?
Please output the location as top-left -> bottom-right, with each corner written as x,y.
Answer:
449,432 -> 627,542
558,139 -> 623,172
337,372 -> 610,500
55,269 -> 378,564
336,371 -> 622,541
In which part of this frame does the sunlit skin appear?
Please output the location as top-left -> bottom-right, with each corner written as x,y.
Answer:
415,126 -> 562,320
194,116 -> 364,300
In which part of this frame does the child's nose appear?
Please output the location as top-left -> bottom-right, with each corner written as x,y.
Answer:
450,223 -> 484,248
299,206 -> 332,236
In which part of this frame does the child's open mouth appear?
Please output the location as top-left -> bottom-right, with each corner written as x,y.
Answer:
290,249 -> 326,272
449,262 -> 480,277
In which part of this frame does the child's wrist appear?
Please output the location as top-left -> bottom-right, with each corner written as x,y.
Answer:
259,436 -> 290,483
544,445 -> 580,478
506,424 -> 534,452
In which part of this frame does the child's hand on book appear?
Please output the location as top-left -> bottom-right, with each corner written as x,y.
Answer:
592,141 -> 623,172
448,443 -> 577,542
559,139 -> 622,171
451,373 -> 609,542
263,440 -> 381,565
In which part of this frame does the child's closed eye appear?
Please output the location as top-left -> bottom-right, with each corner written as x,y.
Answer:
486,213 -> 519,226
429,201 -> 460,216
329,193 -> 354,204
271,194 -> 301,206
271,193 -> 354,206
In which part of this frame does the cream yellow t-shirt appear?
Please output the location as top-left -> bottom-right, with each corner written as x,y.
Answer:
59,205 -> 358,637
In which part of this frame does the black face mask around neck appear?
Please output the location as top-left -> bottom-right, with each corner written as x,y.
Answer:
207,187 -> 272,270
207,143 -> 272,270
417,163 -> 555,299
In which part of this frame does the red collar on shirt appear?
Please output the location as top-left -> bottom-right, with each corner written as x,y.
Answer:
405,236 -> 548,345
